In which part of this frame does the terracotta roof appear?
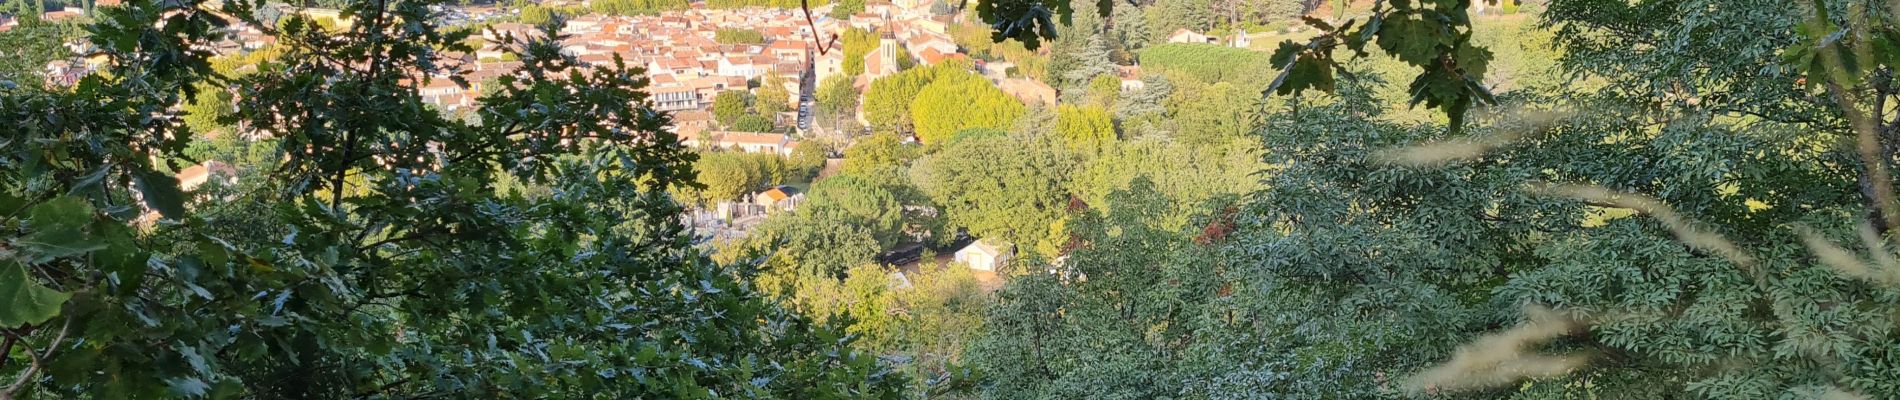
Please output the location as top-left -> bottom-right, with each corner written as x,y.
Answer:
176,161 -> 236,191
758,186 -> 798,202
673,110 -> 713,123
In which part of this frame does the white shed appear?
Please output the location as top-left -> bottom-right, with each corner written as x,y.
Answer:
954,239 -> 1012,272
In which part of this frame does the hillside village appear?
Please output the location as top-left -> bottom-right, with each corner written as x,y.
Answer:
2,0 -> 1306,298
2,0 -> 1514,300
2,0 -> 1258,272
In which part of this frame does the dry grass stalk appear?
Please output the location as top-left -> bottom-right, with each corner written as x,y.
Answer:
1373,110 -> 1570,167
1531,183 -> 1758,270
1796,224 -> 1900,287
1403,305 -> 1590,394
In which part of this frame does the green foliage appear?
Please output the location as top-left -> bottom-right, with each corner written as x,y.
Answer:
26,0 -> 1895,398
1107,2 -> 1149,61
1113,75 -> 1173,139
7,0 -> 41,24
830,0 -> 864,20
703,0 -> 828,8
805,174 -> 910,248
762,260 -> 985,395
1250,0 -> 1308,24
715,27 -> 766,44
950,20 -> 996,59
681,150 -> 789,205
1546,0 -> 1805,124
0,260 -> 70,328
1085,73 -> 1120,109
816,74 -> 859,118
1137,43 -> 1274,88
1144,0 -> 1215,41
964,140 -> 1261,397
950,1 -> 1888,396
180,83 -> 236,137
861,66 -> 934,135
1263,0 -> 1496,132
980,0 -> 1497,129
1053,104 -> 1114,153
0,19 -> 82,86
713,91 -> 753,127
0,1 -> 899,397
747,212 -> 883,293
1168,81 -> 1262,147
893,45 -> 917,71
1054,33 -> 1117,96
1071,139 -> 1262,230
911,134 -> 1074,260
517,3 -> 556,25
842,27 -> 878,77
183,135 -> 277,175
850,262 -> 989,393
969,63 -> 1900,398
969,177 -> 1227,399
589,0 -> 688,15
733,113 -> 776,132
757,72 -> 793,116
789,140 -> 830,181
841,132 -> 919,181
1043,0 -> 1105,86
991,39 -> 1049,81
1368,16 -> 1567,124
970,0 -> 1078,50
910,72 -> 1025,144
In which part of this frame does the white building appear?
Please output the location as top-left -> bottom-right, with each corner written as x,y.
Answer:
954,239 -> 1012,272
1167,28 -> 1215,44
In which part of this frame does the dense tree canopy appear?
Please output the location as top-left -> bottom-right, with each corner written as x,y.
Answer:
0,2 -> 898,398
518,2 -> 557,25
1168,81 -> 1261,147
840,132 -> 919,182
909,71 -> 1025,144
861,66 -> 934,135
714,27 -> 766,44
942,0 -> 1900,398
1138,43 -> 1275,89
1145,0 -> 1216,41
732,113 -> 775,132
23,0 -> 1900,398
830,0 -> 864,19
911,134 -> 1074,260
1052,104 -> 1113,153
841,27 -> 878,77
703,0 -> 830,9
712,90 -> 753,127
589,0 -> 688,15
677,150 -> 793,205
0,19 -> 82,84
756,72 -> 793,116
804,174 -> 910,248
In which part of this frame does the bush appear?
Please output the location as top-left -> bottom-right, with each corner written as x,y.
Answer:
733,114 -> 775,132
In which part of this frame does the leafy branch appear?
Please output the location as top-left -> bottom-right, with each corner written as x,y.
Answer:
0,316 -> 72,400
1265,0 -> 1497,133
